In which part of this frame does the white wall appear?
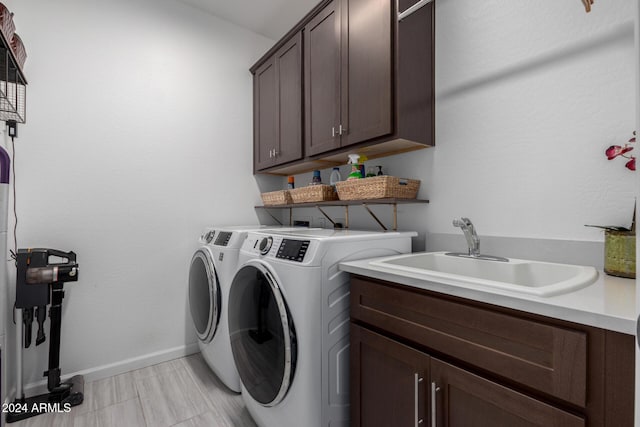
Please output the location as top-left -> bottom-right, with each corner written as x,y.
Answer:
4,0 -> 274,389
429,0 -> 635,239
289,0 -> 636,258
2,0 -> 636,398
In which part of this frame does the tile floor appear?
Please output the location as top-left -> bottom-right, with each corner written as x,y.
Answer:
11,354 -> 257,427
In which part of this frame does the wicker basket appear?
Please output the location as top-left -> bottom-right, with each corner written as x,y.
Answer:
10,33 -> 25,70
290,185 -> 338,203
335,176 -> 420,200
261,190 -> 293,206
0,4 -> 15,45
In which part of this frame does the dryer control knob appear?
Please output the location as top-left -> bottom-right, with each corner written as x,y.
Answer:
204,230 -> 215,243
259,237 -> 273,255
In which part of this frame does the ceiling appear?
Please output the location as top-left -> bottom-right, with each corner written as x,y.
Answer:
177,0 -> 321,40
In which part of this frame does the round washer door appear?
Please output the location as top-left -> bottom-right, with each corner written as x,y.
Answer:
188,248 -> 221,343
228,262 -> 297,407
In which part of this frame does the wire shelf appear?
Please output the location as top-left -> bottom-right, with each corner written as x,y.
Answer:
0,30 -> 26,123
0,78 -> 26,122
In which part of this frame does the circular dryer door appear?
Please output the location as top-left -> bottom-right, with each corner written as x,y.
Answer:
188,248 -> 221,343
228,263 -> 297,407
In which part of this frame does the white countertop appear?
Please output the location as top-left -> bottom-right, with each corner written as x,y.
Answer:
339,257 -> 637,335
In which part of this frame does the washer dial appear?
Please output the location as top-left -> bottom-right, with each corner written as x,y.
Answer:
259,236 -> 273,255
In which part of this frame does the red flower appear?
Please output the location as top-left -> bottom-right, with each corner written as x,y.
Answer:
605,132 -> 636,171
625,158 -> 636,171
606,145 -> 633,160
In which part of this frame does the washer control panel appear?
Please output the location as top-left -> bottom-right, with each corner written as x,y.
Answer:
244,233 -> 316,262
276,239 -> 310,262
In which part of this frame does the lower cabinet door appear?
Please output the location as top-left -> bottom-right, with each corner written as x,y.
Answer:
350,324 -> 430,427
430,358 -> 586,427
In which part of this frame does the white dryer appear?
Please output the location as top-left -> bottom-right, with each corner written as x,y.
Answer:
189,226 -> 262,392
188,225 -> 311,392
228,229 -> 416,427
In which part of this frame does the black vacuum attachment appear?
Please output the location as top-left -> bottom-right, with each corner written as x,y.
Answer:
6,248 -> 83,424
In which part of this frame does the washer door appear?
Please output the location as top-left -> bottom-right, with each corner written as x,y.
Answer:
188,248 -> 221,343
228,262 -> 297,407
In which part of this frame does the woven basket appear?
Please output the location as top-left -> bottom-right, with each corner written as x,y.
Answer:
10,33 -> 25,69
261,190 -> 292,206
290,185 -> 338,203
0,4 -> 15,45
335,176 -> 420,200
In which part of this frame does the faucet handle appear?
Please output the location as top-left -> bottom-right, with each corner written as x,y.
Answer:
452,218 -> 466,228
452,217 -> 480,257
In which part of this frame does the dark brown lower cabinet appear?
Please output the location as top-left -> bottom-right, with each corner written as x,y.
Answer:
351,325 -> 585,427
431,358 -> 584,427
351,324 -> 429,427
350,275 -> 634,427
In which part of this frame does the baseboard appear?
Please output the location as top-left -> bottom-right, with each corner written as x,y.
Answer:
15,342 -> 199,398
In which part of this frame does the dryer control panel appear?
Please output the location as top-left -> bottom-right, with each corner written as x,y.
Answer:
214,231 -> 233,246
276,239 -> 310,262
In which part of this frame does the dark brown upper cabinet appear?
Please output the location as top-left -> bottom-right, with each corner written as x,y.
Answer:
251,0 -> 435,175
303,1 -> 342,156
304,0 -> 393,157
253,32 -> 303,172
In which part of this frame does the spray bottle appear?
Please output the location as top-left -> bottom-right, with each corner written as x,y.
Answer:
347,154 -> 362,180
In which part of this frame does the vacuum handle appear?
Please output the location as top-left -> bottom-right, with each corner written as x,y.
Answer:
45,249 -> 76,264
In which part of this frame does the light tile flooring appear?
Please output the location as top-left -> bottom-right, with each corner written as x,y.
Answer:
11,354 -> 257,427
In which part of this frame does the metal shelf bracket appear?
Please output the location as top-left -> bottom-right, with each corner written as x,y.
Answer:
315,205 -> 337,228
260,207 -> 284,226
362,203 -> 388,231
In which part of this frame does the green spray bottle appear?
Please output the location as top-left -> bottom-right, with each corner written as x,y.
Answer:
347,154 -> 362,180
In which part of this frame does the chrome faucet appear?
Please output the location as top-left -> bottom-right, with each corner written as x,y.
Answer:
448,218 -> 509,262
452,217 -> 480,257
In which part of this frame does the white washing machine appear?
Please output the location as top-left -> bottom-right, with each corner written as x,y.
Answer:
188,225 -> 311,392
228,229 -> 416,427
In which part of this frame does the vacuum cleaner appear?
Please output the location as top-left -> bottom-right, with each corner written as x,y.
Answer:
5,248 -> 82,423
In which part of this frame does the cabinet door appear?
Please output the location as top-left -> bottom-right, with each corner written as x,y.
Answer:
430,358 -> 585,427
342,0 -> 392,146
304,0 -> 342,156
274,33 -> 303,166
254,58 -> 277,171
351,324 -> 429,427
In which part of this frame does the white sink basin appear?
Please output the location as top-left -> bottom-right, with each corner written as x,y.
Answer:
369,252 -> 599,297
